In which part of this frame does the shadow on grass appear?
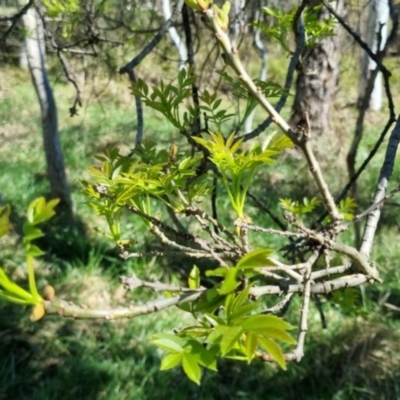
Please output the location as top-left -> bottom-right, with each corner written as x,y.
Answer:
3,315 -> 398,400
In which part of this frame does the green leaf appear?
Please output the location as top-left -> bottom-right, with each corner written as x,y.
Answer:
0,204 -> 11,238
194,289 -> 225,313
0,289 -> 35,305
27,197 -> 59,225
244,332 -> 258,362
186,339 -> 218,371
231,284 -> 253,310
26,256 -> 42,301
242,314 -> 294,331
224,293 -> 234,320
254,327 -> 297,344
182,353 -> 202,385
258,337 -> 287,370
25,245 -> 45,258
218,267 -> 239,295
188,265 -> 200,289
23,224 -> 44,243
220,325 -> 243,356
151,334 -> 186,353
237,248 -> 275,269
203,313 -> 226,327
229,303 -> 259,323
206,324 -> 229,344
0,269 -> 34,303
160,353 -> 183,371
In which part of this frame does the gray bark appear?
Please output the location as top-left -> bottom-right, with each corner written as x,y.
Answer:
289,0 -> 343,136
22,5 -> 72,213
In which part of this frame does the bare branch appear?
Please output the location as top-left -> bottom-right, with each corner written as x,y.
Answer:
235,221 -> 305,238
250,274 -> 369,297
360,116 -> 400,257
119,0 -> 184,74
263,293 -> 293,315
1,0 -> 34,42
120,273 -> 203,292
44,290 -> 203,320
351,182 -> 400,223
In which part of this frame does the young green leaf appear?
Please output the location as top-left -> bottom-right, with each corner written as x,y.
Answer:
188,265 -> 200,289
242,314 -> 294,331
0,269 -> 34,303
237,248 -> 275,269
220,325 -> 243,356
160,353 -> 183,371
244,332 -> 258,362
0,204 -> 11,238
258,337 -> 287,370
151,334 -> 186,353
182,353 -> 202,385
218,267 -> 239,295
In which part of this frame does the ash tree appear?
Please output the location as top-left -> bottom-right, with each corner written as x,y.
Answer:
1,0 -> 400,385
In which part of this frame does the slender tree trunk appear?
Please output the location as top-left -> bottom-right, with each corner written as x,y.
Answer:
289,0 -> 343,136
244,0 -> 268,133
22,5 -> 72,214
162,0 -> 187,70
359,0 -> 389,111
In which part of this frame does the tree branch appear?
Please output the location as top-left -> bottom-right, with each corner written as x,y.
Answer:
43,290 -> 203,320
360,116 -> 400,257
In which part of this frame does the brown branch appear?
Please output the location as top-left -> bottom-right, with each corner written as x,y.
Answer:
1,0 -> 34,42
119,0 -> 184,74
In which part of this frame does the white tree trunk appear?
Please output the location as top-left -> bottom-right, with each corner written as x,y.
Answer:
244,4 -> 268,133
162,0 -> 187,70
231,0 -> 246,48
22,5 -> 72,213
360,0 -> 389,111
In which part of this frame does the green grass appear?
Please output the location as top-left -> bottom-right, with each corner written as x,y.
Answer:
1,49 -> 400,400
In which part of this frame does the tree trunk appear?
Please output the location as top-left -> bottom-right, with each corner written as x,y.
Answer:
359,0 -> 389,111
244,0 -> 268,133
162,0 -> 187,70
22,5 -> 72,214
289,0 -> 343,136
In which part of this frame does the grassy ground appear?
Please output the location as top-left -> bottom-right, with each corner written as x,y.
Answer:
0,43 -> 400,400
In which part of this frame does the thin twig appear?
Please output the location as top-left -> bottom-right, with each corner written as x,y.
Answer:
1,0 -> 34,42
235,221 -> 305,238
351,182 -> 400,223
120,273 -> 202,292
263,293 -> 293,315
119,0 -> 184,74
36,6 -> 82,116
